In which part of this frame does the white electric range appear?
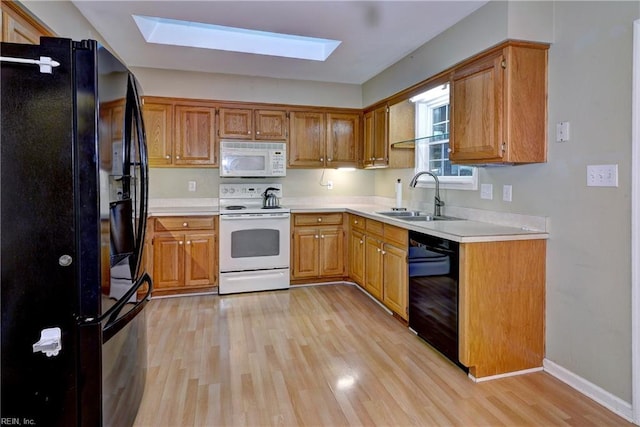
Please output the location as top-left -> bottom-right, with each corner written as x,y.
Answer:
218,183 -> 290,295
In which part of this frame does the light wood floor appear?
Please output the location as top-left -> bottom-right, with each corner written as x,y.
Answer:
133,284 -> 632,427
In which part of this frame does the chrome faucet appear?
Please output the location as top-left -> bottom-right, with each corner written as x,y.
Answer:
409,171 -> 444,217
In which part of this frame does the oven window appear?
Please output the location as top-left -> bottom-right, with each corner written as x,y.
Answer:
231,229 -> 280,258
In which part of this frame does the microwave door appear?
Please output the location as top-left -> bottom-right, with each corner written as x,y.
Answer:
223,153 -> 267,176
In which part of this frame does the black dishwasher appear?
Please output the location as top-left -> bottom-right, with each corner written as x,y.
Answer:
408,231 -> 467,371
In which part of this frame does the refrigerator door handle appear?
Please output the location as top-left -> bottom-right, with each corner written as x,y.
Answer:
80,272 -> 152,342
123,73 -> 149,281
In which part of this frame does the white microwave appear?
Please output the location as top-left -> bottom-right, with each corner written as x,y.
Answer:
220,140 -> 287,177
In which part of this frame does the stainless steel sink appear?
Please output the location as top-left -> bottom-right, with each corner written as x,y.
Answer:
376,210 -> 424,217
400,215 -> 462,222
376,211 -> 462,221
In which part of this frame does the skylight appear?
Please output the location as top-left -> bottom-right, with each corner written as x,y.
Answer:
132,15 -> 341,61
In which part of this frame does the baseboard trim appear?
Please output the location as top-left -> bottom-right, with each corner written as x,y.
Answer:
468,367 -> 543,383
543,358 -> 634,423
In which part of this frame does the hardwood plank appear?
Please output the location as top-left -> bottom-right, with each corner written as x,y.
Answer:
134,284 -> 631,427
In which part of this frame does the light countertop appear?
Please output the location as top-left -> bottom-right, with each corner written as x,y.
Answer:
147,199 -> 549,243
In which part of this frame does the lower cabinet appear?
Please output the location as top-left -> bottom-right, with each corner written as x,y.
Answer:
148,216 -> 218,296
348,214 -> 408,320
291,213 -> 346,283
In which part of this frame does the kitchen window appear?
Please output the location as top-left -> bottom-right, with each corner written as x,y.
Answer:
413,84 -> 477,190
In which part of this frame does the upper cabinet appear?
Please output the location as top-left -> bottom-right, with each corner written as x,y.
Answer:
363,102 -> 414,169
450,41 -> 548,164
1,1 -> 53,44
363,105 -> 388,168
142,97 -> 217,167
218,107 -> 287,140
289,110 -> 360,169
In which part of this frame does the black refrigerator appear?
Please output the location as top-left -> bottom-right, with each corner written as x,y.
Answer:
1,37 -> 152,426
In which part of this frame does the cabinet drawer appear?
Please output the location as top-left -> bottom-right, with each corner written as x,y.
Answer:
365,218 -> 384,237
384,224 -> 408,247
294,213 -> 343,226
154,216 -> 215,231
350,214 -> 365,231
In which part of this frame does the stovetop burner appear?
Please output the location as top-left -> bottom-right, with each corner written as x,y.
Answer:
225,205 -> 246,210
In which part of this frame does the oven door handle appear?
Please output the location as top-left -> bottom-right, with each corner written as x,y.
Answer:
220,214 -> 290,220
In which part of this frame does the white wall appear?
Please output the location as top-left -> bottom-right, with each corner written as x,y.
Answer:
366,1 -> 638,403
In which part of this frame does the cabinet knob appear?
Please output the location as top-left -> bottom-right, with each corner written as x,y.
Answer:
354,220 -> 358,224
377,248 -> 381,252
255,131 -> 259,135
359,240 -> 363,244
320,235 -> 325,239
186,241 -> 191,245
315,235 -> 319,239
179,241 -> 184,245
165,155 -> 171,159
447,148 -> 452,153
176,155 -> 181,160
320,157 -> 324,162
327,158 -> 332,162
317,218 -> 322,222
381,250 -> 386,255
183,222 -> 188,227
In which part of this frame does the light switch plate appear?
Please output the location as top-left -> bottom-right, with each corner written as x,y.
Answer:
480,183 -> 493,200
502,185 -> 512,202
586,164 -> 618,187
556,121 -> 570,142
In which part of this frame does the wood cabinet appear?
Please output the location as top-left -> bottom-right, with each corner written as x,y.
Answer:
348,215 -> 408,320
363,106 -> 388,168
1,1 -> 52,44
218,107 -> 287,140
348,215 -> 366,287
291,213 -> 346,283
459,239 -> 546,378
148,216 -> 218,296
142,97 -> 217,167
450,42 -> 548,164
289,111 -> 360,168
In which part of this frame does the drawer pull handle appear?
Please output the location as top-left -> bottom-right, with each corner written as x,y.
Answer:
317,218 -> 322,222
183,222 -> 188,227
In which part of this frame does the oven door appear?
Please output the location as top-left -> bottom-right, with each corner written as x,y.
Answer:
219,213 -> 290,272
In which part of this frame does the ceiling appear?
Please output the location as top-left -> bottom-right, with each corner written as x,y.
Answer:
72,1 -> 489,85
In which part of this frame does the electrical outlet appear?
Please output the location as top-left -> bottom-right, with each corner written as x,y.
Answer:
502,185 -> 512,202
586,164 -> 618,187
188,180 -> 197,192
480,183 -> 493,200
327,180 -> 333,190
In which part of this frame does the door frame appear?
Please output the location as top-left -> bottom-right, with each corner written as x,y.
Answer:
632,18 -> 640,425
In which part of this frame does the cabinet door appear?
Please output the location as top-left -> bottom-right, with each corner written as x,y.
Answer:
319,227 -> 344,277
143,101 -> 174,166
289,111 -> 325,168
382,243 -> 408,320
174,105 -> 217,166
450,51 -> 504,162
363,106 -> 388,168
364,236 -> 383,300
219,108 -> 253,139
292,227 -> 320,279
1,3 -> 50,44
326,112 -> 359,168
255,110 -> 287,140
153,235 -> 185,289
185,233 -> 216,287
349,230 -> 365,287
